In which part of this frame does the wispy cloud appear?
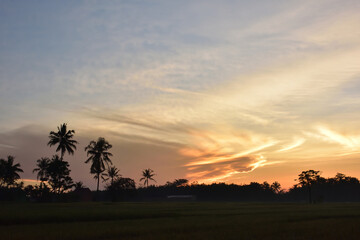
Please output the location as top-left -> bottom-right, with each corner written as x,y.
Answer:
0,143 -> 16,149
314,126 -> 360,150
277,137 -> 305,152
186,155 -> 282,183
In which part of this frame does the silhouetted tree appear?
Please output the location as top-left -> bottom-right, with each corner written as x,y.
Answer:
103,166 -> 120,185
24,184 -> 51,202
0,156 -> 23,188
85,137 -> 113,192
74,181 -> 85,191
332,172 -> 359,184
140,168 -> 156,187
165,178 -> 188,187
334,173 -> 346,182
106,177 -> 136,191
271,181 -> 281,193
0,159 -> 5,187
48,123 -> 78,161
33,157 -> 50,187
296,170 -> 321,203
261,181 -> 271,190
46,155 -> 74,194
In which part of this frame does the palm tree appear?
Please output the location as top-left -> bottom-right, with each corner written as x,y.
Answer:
74,181 -> 85,191
85,137 -> 113,192
33,157 -> 50,186
0,156 -> 23,187
48,123 -> 78,161
102,166 -> 120,185
271,181 -> 281,193
140,168 -> 156,187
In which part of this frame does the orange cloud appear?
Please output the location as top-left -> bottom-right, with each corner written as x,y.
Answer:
186,155 -> 282,183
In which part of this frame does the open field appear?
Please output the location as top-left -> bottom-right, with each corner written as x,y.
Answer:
1,202 -> 360,240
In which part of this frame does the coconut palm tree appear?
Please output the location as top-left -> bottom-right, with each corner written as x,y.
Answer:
85,137 -> 113,192
0,156 -> 23,187
102,166 -> 120,185
74,181 -> 85,191
48,123 -> 78,161
33,157 -> 50,186
271,181 -> 281,193
140,168 -> 156,187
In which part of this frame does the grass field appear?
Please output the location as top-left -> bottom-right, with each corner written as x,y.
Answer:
1,202 -> 360,240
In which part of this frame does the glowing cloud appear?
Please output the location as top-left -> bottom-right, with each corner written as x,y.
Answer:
277,137 -> 305,152
316,126 -> 360,150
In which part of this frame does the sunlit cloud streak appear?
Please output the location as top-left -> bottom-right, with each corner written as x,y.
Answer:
314,126 -> 360,150
186,155 -> 283,183
277,137 -> 305,152
185,141 -> 278,167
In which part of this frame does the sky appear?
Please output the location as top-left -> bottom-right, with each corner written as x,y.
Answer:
1,0 -> 360,190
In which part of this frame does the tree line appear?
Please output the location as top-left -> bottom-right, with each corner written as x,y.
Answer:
0,124 -> 155,196
1,123 -> 360,203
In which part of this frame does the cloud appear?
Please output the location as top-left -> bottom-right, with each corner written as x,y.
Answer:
184,141 -> 277,167
0,143 -> 15,149
314,126 -> 360,150
72,106 -> 282,184
108,131 -> 184,149
277,137 -> 305,152
186,155 -> 282,183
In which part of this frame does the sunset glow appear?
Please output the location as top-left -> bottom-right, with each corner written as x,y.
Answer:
1,0 -> 360,189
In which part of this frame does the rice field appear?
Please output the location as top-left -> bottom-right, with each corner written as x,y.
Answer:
1,202 -> 360,240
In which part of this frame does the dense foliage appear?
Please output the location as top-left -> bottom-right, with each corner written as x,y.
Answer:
0,156 -> 23,188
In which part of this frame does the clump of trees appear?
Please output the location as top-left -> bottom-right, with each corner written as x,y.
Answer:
295,170 -> 321,203
288,170 -> 360,203
32,123 -> 77,194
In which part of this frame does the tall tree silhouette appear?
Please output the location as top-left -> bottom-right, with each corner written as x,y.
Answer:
297,170 -> 321,203
140,168 -> 156,187
85,137 -> 113,192
33,157 -> 50,187
0,156 -> 23,188
48,123 -> 78,161
103,166 -> 120,185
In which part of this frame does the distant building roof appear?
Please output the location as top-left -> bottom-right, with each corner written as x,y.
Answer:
167,195 -> 196,199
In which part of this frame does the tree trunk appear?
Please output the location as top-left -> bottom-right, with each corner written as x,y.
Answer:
60,151 -> 64,161
97,174 -> 100,192
95,173 -> 100,202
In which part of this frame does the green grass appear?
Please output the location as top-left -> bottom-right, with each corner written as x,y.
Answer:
1,202 -> 360,240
